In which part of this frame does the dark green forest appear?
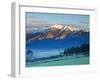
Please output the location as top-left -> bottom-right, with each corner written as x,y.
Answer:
61,44 -> 89,56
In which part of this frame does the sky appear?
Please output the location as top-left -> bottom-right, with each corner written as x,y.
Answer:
26,12 -> 90,32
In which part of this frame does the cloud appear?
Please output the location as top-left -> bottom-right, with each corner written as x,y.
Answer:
26,18 -> 50,27
26,27 -> 49,33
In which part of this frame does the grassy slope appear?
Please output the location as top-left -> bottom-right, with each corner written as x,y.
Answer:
26,56 -> 89,67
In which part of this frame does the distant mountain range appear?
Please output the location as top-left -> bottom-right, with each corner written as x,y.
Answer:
26,24 -> 87,43
26,24 -> 89,50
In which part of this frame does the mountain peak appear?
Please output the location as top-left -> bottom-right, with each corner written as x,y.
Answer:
65,25 -> 79,31
50,24 -> 81,32
50,24 -> 64,30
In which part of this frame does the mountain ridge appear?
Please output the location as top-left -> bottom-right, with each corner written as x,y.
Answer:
26,24 -> 87,43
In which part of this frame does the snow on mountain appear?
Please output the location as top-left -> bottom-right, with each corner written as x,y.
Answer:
65,25 -> 78,31
26,24 -> 87,42
50,24 -> 64,30
50,24 -> 83,32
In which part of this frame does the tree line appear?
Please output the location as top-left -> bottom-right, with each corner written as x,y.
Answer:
61,44 -> 89,56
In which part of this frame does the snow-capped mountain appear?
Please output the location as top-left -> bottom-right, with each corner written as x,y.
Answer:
26,24 -> 87,43
50,24 -> 84,31
50,24 -> 64,30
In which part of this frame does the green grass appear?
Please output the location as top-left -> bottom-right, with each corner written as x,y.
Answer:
26,56 -> 89,67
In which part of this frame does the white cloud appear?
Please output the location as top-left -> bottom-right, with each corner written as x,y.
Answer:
26,17 -> 50,27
